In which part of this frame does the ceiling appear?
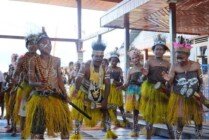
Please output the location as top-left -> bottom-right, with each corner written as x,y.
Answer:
100,0 -> 209,35
13,0 -> 122,11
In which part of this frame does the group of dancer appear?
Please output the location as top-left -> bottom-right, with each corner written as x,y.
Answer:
1,29 -> 209,140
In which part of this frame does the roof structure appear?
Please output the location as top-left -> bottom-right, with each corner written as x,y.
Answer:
13,0 -> 122,11
100,0 -> 209,35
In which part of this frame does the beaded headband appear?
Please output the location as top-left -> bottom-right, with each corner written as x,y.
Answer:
173,36 -> 192,52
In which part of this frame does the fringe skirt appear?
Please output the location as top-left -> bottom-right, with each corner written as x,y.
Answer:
13,82 -> 32,123
108,84 -> 123,107
70,89 -> 102,127
140,81 -> 169,124
4,92 -> 10,119
167,92 -> 203,125
125,84 -> 141,112
22,92 -> 72,138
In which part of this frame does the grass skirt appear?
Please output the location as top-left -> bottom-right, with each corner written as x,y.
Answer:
71,90 -> 85,121
13,82 -> 32,124
125,84 -> 141,112
108,84 -> 123,107
140,81 -> 169,124
22,93 -> 72,138
4,92 -> 10,119
167,92 -> 203,125
68,84 -> 75,98
71,90 -> 102,127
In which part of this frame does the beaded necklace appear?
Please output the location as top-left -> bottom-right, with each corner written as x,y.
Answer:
35,55 -> 52,90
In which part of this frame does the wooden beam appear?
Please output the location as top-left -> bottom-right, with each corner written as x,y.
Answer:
0,35 -> 79,42
101,0 -> 122,2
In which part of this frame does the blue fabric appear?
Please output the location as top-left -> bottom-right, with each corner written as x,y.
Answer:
127,84 -> 141,95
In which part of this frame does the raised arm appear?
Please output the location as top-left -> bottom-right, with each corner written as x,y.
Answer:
196,63 -> 204,93
73,63 -> 86,95
13,57 -> 24,84
162,64 -> 175,85
57,58 -> 67,94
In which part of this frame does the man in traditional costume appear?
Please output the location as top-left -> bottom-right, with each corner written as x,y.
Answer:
70,41 -> 117,139
163,36 -> 206,139
140,34 -> 174,139
12,33 -> 38,138
23,29 -> 72,139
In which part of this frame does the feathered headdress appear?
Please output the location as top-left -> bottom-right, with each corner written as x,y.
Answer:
109,47 -> 120,62
173,36 -> 192,52
152,34 -> 169,51
128,47 -> 141,57
92,41 -> 106,55
37,27 -> 49,43
25,34 -> 38,47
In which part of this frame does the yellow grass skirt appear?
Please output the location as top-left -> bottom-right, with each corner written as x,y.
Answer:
71,90 -> 85,121
167,92 -> 203,125
140,81 -> 169,124
68,84 -> 75,98
71,89 -> 102,127
4,92 -> 10,119
13,82 -> 32,124
108,84 -> 123,107
125,84 -> 141,112
23,93 -> 72,138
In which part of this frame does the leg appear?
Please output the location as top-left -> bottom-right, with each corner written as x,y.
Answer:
119,106 -> 127,123
61,127 -> 70,139
195,123 -> 202,139
31,106 -> 46,139
130,109 -> 139,137
20,117 -> 26,139
146,122 -> 153,139
175,117 -> 184,139
166,123 -> 175,139
103,109 -> 118,139
10,94 -> 16,136
119,106 -> 130,128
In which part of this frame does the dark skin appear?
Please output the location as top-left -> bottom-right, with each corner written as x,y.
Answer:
29,37 -> 67,97
162,49 -> 204,138
72,53 -> 110,109
109,57 -> 123,87
118,54 -> 142,90
13,42 -> 38,84
143,45 -> 170,76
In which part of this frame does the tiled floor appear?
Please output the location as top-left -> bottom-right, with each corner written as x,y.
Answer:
0,119 -> 167,140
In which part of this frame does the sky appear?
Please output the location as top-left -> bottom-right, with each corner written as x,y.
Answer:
0,0 -> 124,72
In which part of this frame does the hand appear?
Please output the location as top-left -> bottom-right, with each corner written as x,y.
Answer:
116,85 -> 124,90
141,68 -> 148,76
161,71 -> 171,81
71,89 -> 78,98
101,99 -> 107,109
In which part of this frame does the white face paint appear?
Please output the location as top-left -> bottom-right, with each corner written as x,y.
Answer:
38,38 -> 52,54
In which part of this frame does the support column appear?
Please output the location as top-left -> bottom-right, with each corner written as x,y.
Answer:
76,0 -> 83,62
144,49 -> 148,61
124,14 -> 130,81
207,36 -> 209,84
169,1 -> 177,64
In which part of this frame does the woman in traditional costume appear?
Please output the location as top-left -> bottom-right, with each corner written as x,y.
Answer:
139,34 -> 174,139
119,47 -> 143,137
107,49 -> 129,127
163,36 -> 205,139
